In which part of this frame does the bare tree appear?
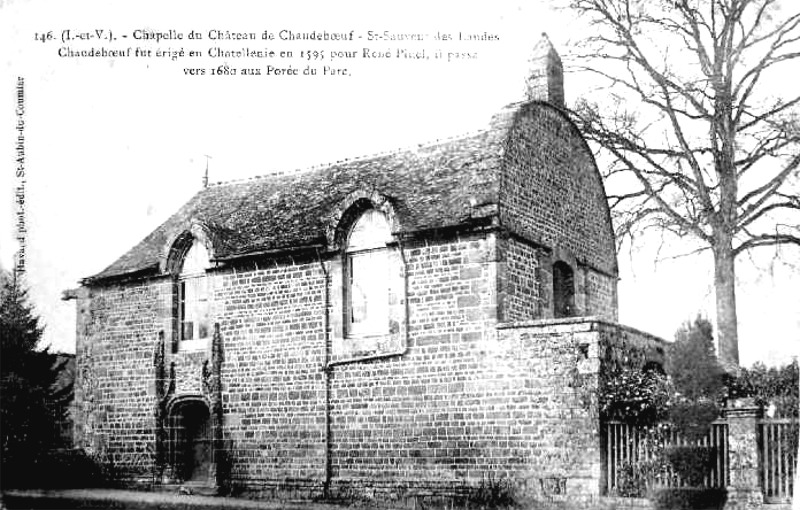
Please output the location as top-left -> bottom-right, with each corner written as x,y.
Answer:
563,0 -> 800,369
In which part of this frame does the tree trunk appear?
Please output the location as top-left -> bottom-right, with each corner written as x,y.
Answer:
713,75 -> 739,371
713,240 -> 739,371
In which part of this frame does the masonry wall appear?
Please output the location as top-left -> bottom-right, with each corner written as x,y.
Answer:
214,256 -> 327,490
585,270 -> 618,321
494,319 -> 668,499
498,236 -> 543,322
73,278 -> 170,476
323,233 -> 630,500
497,236 -> 618,323
327,233 -> 501,495
498,103 -> 617,279
324,316 -> 663,500
74,231 -> 636,501
74,260 -> 329,489
596,322 -> 666,372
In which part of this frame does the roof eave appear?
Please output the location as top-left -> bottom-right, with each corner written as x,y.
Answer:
81,262 -> 161,287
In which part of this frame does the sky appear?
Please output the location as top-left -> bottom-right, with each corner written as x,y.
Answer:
1,0 -> 797,367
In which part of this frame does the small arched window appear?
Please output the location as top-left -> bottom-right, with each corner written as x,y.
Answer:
178,241 -> 211,342
553,261 -> 575,318
345,209 -> 392,337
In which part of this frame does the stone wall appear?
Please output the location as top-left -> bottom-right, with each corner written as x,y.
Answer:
73,278 -> 169,475
214,255 -> 328,488
74,232 -> 503,493
327,233 -> 500,495
498,236 -> 543,322
498,103 -> 617,278
494,319 -> 668,499
596,322 -> 666,372
585,269 -> 618,321
73,233 -> 645,502
326,315 -> 631,501
497,235 -> 617,323
494,103 -> 618,324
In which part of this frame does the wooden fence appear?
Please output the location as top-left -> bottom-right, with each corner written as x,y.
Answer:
758,418 -> 797,503
602,421 -> 729,496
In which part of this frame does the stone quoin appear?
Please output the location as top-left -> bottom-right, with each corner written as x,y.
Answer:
66,34 -> 666,502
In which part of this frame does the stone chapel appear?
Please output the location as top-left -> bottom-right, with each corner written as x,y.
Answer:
67,35 -> 665,501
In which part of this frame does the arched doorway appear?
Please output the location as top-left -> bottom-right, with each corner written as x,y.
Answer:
167,398 -> 213,483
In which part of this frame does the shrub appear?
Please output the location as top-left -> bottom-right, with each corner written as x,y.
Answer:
667,401 -> 719,442
666,316 -> 724,442
651,487 -> 727,510
1,448 -> 119,489
469,474 -> 517,509
667,317 -> 724,403
665,446 -> 716,487
726,360 -> 798,418
600,367 -> 670,426
615,461 -> 648,497
603,317 -> 727,509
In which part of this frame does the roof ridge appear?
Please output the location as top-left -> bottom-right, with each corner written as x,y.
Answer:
207,128 -> 490,188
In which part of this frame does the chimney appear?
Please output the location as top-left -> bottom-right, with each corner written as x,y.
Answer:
524,33 -> 564,107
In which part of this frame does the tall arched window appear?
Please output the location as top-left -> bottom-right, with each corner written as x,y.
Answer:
553,261 -> 575,318
345,209 -> 392,337
178,241 -> 211,342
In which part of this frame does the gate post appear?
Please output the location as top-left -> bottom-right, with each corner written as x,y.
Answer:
723,398 -> 763,510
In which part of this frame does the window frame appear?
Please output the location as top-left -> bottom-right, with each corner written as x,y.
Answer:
343,209 -> 392,339
174,239 -> 211,350
177,274 -> 210,342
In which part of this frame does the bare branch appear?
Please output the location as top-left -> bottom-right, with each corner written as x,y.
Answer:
737,199 -> 800,231
734,233 -> 800,256
738,96 -> 800,132
737,153 -> 800,216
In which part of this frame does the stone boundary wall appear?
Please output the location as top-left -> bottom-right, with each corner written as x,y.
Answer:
488,318 -> 667,501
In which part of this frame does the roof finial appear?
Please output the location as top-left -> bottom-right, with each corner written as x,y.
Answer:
203,155 -> 212,188
524,32 -> 564,107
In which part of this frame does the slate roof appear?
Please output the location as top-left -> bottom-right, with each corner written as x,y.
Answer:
86,104 -> 523,283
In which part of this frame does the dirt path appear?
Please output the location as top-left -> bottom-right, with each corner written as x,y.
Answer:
2,488 -> 364,510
